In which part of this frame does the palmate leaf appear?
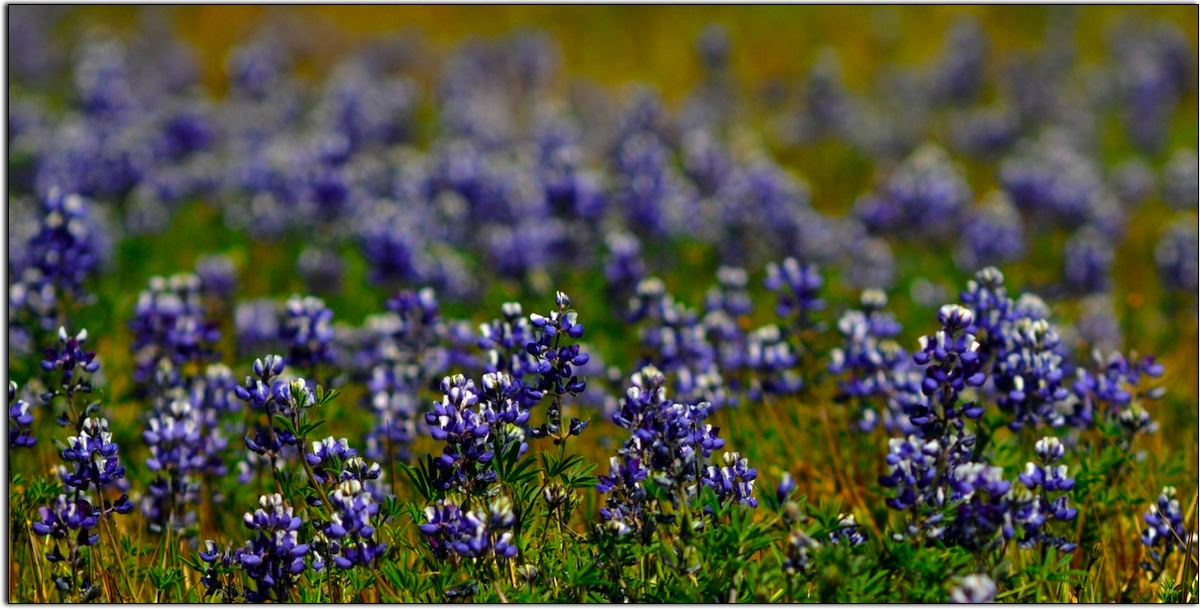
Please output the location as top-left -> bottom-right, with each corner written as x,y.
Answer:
398,456 -> 439,503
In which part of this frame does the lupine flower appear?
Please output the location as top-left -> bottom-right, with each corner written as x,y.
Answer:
425,374 -> 495,493
130,273 -> 220,386
202,494 -> 309,603
477,302 -> 539,381
1062,226 -> 1114,295
701,451 -> 758,507
1154,219 -> 1198,293
856,145 -> 971,238
33,493 -> 100,550
611,131 -> 696,238
21,188 -> 104,303
775,472 -> 796,504
958,267 -> 1012,357
1013,436 -> 1078,551
782,529 -> 821,574
627,277 -> 725,406
929,17 -> 987,103
879,434 -> 946,534
955,192 -> 1025,272
913,304 -> 986,416
235,299 -> 280,356
765,257 -> 824,331
950,573 -> 996,603
944,461 -> 1014,550
9,381 -> 36,447
281,295 -> 335,370
298,247 -> 344,295
829,290 -> 909,431
603,231 -> 647,306
1073,295 -> 1123,355
1141,486 -> 1196,578
1071,351 -> 1163,436
236,355 -> 314,457
418,497 -> 518,560
829,513 -> 867,546
740,324 -> 803,400
992,318 -> 1071,430
526,291 -> 590,439
59,417 -> 132,504
1000,133 -> 1108,229
324,479 -> 387,569
40,326 -> 101,404
195,254 -> 237,299
306,436 -> 358,483
599,366 -> 753,536
596,454 -> 649,536
141,364 -> 228,532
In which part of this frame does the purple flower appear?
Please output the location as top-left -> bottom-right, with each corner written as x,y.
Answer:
298,247 -> 344,296
955,192 -> 1025,272
701,451 -> 759,508
281,295 -> 335,371
1071,351 -> 1163,438
419,497 -> 517,560
1062,226 -> 1113,295
913,304 -> 986,416
40,326 -> 101,402
603,231 -> 647,305
323,479 -> 387,569
1000,133 -> 1107,229
234,299 -> 280,357
305,436 -> 358,483
992,318 -> 1071,430
856,145 -> 971,238
765,257 -> 824,331
525,291 -> 589,439
829,290 -> 909,430
1155,219 -> 1198,293
22,189 -> 104,302
1141,486 -> 1195,578
33,495 -> 100,554
783,529 -> 821,575
9,381 -> 36,447
425,374 -> 495,493
130,273 -> 220,386
195,254 -> 237,299
204,493 -> 309,603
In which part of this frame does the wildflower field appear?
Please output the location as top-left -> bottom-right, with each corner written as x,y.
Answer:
6,5 -> 1199,604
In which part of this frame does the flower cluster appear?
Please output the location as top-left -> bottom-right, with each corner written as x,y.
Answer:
1071,351 -> 1163,441
598,366 -> 756,536
200,494 -> 310,602
9,190 -> 107,341
1013,437 -> 1078,552
525,291 -> 590,439
829,290 -> 911,431
425,374 -> 496,493
1140,486 -> 1196,579
320,479 -> 387,569
765,257 -> 824,331
129,273 -> 220,386
141,366 -> 229,532
281,295 -> 335,371
855,145 -> 971,238
419,496 -> 518,560
39,326 -> 101,406
9,381 -> 36,447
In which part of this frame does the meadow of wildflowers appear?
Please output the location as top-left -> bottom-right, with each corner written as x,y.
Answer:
5,5 -> 1199,604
